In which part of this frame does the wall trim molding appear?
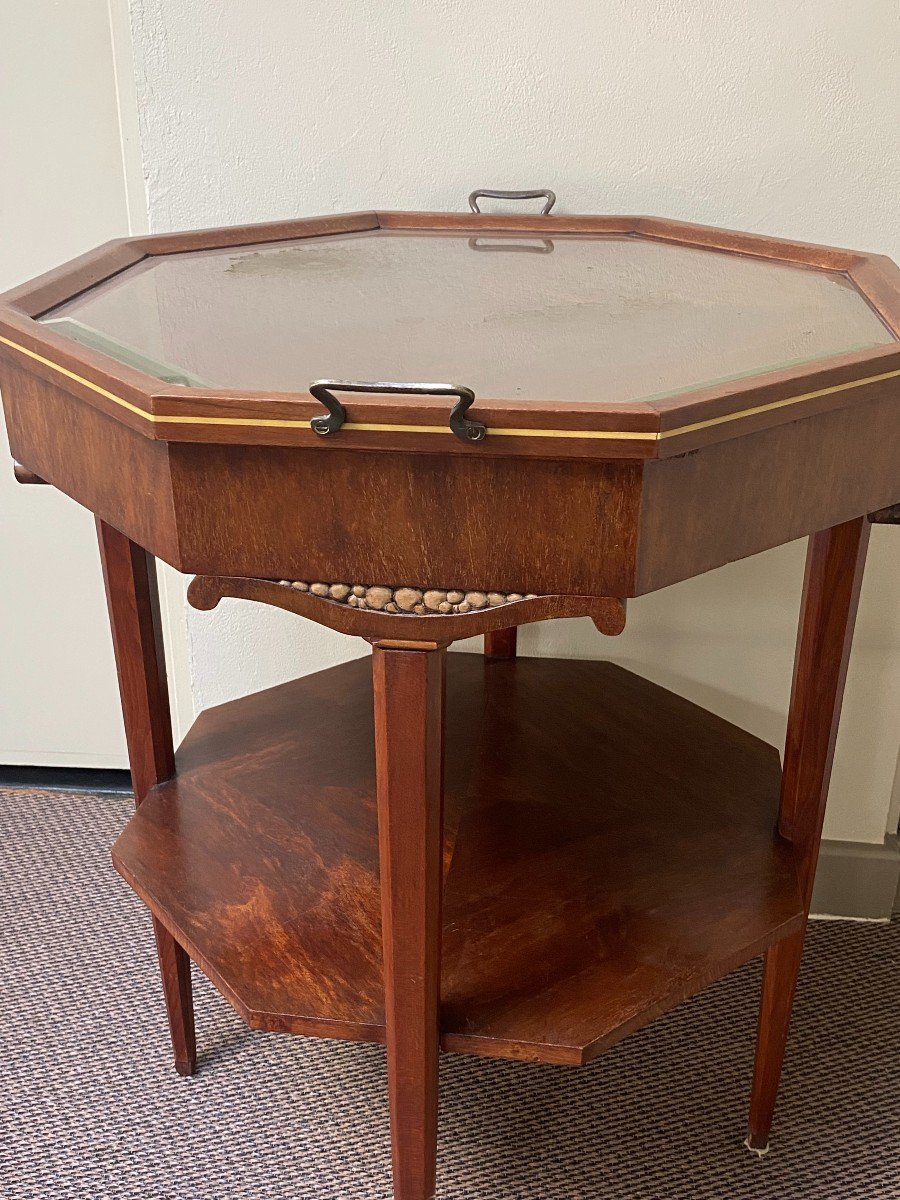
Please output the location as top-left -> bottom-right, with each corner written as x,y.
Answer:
811,835 -> 900,920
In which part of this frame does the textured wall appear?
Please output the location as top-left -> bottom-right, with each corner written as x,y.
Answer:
0,0 -> 133,766
128,0 -> 900,841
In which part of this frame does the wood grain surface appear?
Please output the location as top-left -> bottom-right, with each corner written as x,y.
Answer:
5,352 -> 895,599
112,654 -> 804,1066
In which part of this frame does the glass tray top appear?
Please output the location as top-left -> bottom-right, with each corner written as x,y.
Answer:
42,231 -> 894,406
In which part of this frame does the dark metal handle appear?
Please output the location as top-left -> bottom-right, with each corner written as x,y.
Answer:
309,380 -> 486,443
468,188 -> 556,215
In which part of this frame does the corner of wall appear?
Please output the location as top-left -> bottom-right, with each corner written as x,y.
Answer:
107,0 -> 193,739
106,0 -> 150,237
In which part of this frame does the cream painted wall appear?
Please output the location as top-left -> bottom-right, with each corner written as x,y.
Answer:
0,0 -> 133,766
125,0 -> 900,842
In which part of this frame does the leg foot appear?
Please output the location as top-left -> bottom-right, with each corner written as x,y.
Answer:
747,929 -> 805,1149
744,1135 -> 770,1157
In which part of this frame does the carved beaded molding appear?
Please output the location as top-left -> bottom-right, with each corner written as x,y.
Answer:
275,580 -> 537,615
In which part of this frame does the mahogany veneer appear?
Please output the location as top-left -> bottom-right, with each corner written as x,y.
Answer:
112,654 -> 803,1066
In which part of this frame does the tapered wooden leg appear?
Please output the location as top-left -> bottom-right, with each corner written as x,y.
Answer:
484,627 -> 517,659
96,519 -> 197,1077
373,644 -> 445,1200
747,517 -> 870,1150
153,915 -> 197,1075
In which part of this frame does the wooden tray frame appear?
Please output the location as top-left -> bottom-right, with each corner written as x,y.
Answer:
1,210 -> 899,461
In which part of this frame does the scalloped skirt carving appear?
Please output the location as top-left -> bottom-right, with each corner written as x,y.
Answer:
188,576 -> 628,643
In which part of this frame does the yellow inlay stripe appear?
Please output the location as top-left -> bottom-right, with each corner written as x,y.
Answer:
2,333 -> 898,443
658,365 -> 900,439
344,422 -> 655,440
0,334 -> 159,422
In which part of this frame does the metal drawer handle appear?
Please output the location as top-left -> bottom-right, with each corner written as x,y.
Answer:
309,380 -> 487,443
468,188 -> 557,215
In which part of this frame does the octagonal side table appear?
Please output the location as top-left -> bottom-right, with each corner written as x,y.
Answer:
2,195 -> 899,1200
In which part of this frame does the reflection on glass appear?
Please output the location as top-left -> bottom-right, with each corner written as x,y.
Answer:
43,319 -> 210,386
467,237 -> 555,254
42,231 -> 894,405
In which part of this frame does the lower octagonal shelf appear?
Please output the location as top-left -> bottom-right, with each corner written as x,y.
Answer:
112,654 -> 804,1066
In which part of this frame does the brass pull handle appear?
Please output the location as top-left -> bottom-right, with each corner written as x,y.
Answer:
309,380 -> 486,444
468,188 -> 557,215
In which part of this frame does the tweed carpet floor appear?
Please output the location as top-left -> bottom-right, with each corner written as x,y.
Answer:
1,787 -> 898,1200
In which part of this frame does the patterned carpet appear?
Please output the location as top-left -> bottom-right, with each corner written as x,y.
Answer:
1,787 -> 897,1199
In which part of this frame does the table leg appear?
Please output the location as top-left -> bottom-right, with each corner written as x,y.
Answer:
747,516 -> 870,1150
373,644 -> 446,1200
484,627 -> 517,659
96,519 -> 197,1077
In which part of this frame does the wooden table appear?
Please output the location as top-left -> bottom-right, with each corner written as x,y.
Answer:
2,193 -> 898,1200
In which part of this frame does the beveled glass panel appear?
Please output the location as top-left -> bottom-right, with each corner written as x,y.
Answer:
42,231 -> 894,405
